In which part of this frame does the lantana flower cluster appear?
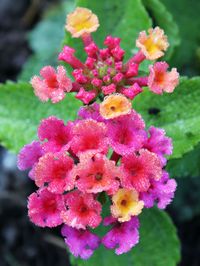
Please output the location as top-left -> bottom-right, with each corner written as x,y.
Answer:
18,7 -> 179,260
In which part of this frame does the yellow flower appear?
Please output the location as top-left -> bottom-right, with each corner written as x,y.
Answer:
136,27 -> 169,60
66,7 -> 99,38
111,188 -> 144,222
100,94 -> 132,119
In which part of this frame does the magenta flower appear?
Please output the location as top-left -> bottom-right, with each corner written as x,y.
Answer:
144,126 -> 173,166
102,216 -> 140,255
17,141 -> 43,179
28,188 -> 64,227
61,225 -> 100,259
34,152 -> 74,194
107,111 -> 146,156
140,171 -> 177,209
78,103 -> 105,122
31,66 -> 72,103
61,190 -> 102,229
38,116 -> 73,153
121,149 -> 162,192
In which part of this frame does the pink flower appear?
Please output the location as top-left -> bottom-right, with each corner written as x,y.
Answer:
148,62 -> 179,94
107,111 -> 147,156
28,188 -> 64,227
61,190 -> 102,229
78,103 -> 105,122
17,141 -> 43,179
102,216 -> 140,255
73,152 -> 121,194
71,119 -> 108,156
31,66 -> 72,103
144,126 -> 173,166
38,116 -> 73,153
121,149 -> 162,192
140,171 -> 177,209
61,225 -> 100,259
34,152 -> 74,194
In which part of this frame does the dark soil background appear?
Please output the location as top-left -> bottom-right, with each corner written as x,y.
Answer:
0,0 -> 199,265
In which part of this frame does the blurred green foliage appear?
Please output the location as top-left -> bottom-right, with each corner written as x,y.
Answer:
163,0 -> 200,76
19,1 -> 75,80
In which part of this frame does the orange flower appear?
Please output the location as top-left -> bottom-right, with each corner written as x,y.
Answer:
66,7 -> 99,38
111,188 -> 144,222
100,94 -> 132,119
136,27 -> 169,60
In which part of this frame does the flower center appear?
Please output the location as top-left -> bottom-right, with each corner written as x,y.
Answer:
110,106 -> 116,111
80,206 -> 88,213
95,172 -> 103,181
121,199 -> 127,206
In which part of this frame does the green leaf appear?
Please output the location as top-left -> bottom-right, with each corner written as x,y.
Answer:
133,77 -> 200,159
70,208 -> 180,266
142,0 -> 180,60
0,81 -> 81,153
19,1 -> 75,81
63,0 -> 152,71
167,144 -> 200,178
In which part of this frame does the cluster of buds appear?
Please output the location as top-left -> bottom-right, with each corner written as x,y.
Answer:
18,7 -> 179,260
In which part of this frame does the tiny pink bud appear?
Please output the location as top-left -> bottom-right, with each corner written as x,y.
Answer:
105,58 -> 113,66
112,73 -> 124,83
115,62 -> 123,71
92,69 -> 99,77
99,48 -> 110,60
76,87 -> 97,104
121,83 -> 143,100
72,69 -> 88,84
58,46 -> 84,69
111,46 -> 125,61
84,42 -> 99,57
125,63 -> 139,78
91,78 -> 103,87
103,75 -> 111,83
102,84 -> 116,95
104,36 -> 121,49
85,57 -> 96,69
